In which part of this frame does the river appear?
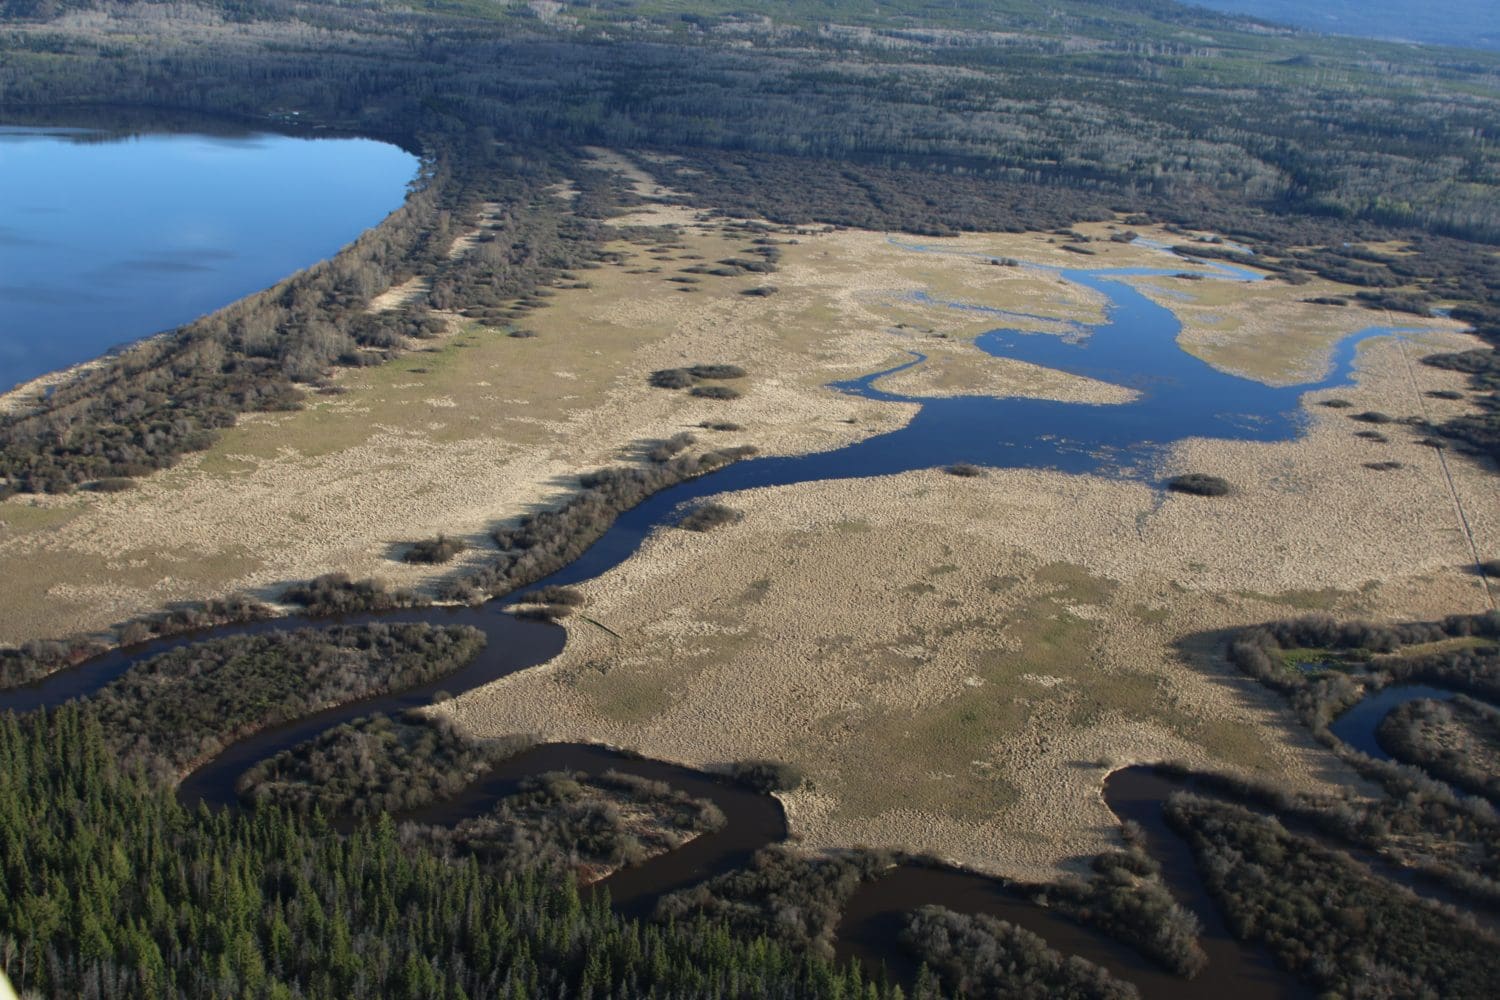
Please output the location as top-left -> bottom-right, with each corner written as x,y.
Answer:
0,229 -> 1475,995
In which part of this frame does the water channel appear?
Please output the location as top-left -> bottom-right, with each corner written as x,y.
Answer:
0,216 -> 1478,996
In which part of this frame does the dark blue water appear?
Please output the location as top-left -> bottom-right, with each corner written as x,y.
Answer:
0,230 -> 1474,998
1329,684 -> 1459,759
1187,0 -> 1500,52
532,250 -> 1425,590
0,126 -> 417,392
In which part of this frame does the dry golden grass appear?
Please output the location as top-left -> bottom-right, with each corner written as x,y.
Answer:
8,148 -> 1498,881
1129,272 -> 1459,385
1,174 -> 1149,642
443,310 -> 1496,881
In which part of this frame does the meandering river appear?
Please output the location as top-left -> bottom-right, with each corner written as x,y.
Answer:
0,227 -> 1475,996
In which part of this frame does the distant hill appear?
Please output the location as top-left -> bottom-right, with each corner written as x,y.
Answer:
1188,0 -> 1500,51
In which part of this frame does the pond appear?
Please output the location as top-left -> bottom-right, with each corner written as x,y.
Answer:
0,124 -> 417,392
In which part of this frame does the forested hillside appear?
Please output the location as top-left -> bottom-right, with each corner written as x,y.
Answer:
4,2 -> 1500,998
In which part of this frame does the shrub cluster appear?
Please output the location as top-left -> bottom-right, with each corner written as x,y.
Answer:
0,594 -> 276,690
428,769 -> 725,878
402,534 -> 466,564
515,585 -> 585,607
656,846 -> 891,959
901,906 -> 1137,1000
649,363 -> 747,393
282,573 -> 422,614
691,384 -> 742,400
238,711 -> 531,816
1166,793 -> 1500,999
1164,473 -> 1230,496
89,623 -> 486,774
687,364 -> 746,380
679,502 -> 742,532
1378,695 -> 1500,801
1041,826 -> 1206,978
439,447 -> 757,602
647,432 -> 696,462
1225,612 -> 1500,897
729,758 -> 804,793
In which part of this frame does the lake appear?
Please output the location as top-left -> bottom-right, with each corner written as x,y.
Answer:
0,125 -> 417,393
1189,0 -> 1500,52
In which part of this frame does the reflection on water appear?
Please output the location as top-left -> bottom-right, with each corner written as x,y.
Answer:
0,234 -> 1454,999
0,126 -> 416,391
533,243 -> 1426,590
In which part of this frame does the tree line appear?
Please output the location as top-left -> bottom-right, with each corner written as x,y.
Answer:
0,704 -> 915,999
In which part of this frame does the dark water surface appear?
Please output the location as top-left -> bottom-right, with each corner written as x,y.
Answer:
1329,683 -> 1460,759
0,126 -> 416,391
529,245 -> 1424,591
0,235 -> 1465,995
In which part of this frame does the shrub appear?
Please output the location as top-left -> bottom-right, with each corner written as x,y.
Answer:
679,502 -> 741,532
656,847 -> 889,960
282,573 -> 421,614
239,711 -> 532,816
730,759 -> 803,793
94,624 -> 485,773
1479,560 -> 1500,579
438,446 -> 758,602
945,463 -> 986,477
686,364 -> 746,380
700,420 -> 743,431
1321,398 -> 1355,408
403,534 -> 466,564
1044,832 -> 1207,978
1166,794 -> 1500,999
428,769 -> 725,877
514,604 -> 575,621
1165,473 -> 1230,496
691,385 -> 741,400
647,432 -> 697,463
742,286 -> 779,296
515,585 -> 585,606
649,368 -> 696,389
1352,411 -> 1394,424
903,906 -> 1137,1000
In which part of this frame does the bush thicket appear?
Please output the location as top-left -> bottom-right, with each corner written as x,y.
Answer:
901,906 -> 1137,1000
90,623 -> 485,774
238,710 -> 531,816
1164,473 -> 1230,496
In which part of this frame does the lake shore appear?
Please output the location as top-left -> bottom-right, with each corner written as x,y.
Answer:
0,197 -> 1266,645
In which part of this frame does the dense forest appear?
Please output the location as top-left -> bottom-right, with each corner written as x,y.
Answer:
0,706 -> 909,999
